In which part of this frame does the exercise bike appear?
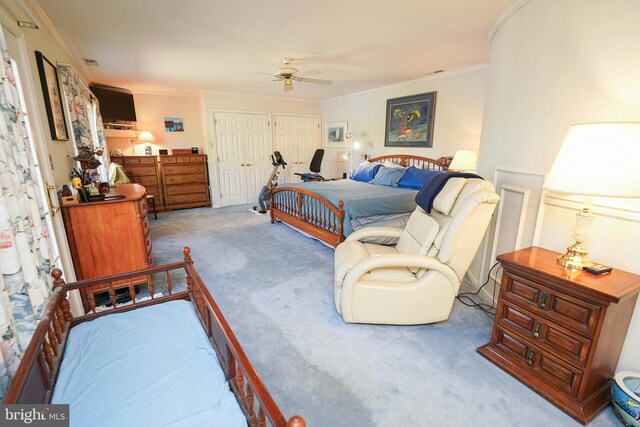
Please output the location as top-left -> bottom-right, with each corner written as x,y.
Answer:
253,151 -> 287,214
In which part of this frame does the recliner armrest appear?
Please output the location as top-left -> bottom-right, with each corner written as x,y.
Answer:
344,254 -> 459,291
346,227 -> 403,242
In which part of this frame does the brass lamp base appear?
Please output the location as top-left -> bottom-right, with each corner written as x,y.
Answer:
557,242 -> 594,270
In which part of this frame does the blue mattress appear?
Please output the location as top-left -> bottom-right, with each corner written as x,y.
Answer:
280,179 -> 418,236
51,300 -> 246,427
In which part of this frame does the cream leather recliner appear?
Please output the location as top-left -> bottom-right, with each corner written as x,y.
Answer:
334,178 -> 500,325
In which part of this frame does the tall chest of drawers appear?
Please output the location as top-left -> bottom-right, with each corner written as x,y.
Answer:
160,154 -> 210,210
478,246 -> 640,424
110,155 -> 163,210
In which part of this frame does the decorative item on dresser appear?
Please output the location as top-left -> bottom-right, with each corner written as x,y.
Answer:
61,184 -> 153,312
110,155 -> 163,210
160,154 -> 211,210
478,246 -> 640,425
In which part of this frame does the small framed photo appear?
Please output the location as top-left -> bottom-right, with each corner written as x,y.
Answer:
325,121 -> 348,147
165,117 -> 184,132
35,51 -> 68,141
384,92 -> 436,147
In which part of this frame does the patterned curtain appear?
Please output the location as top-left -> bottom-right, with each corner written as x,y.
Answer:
58,65 -> 108,179
0,31 -> 55,398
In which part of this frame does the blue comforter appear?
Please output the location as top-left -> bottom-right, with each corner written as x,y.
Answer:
280,179 -> 418,236
51,300 -> 245,427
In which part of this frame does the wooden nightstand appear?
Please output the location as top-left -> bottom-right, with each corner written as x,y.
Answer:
478,246 -> 640,424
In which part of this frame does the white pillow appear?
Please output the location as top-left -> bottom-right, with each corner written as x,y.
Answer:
383,160 -> 405,169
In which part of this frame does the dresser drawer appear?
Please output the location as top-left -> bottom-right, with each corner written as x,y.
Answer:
128,166 -> 158,177
190,156 -> 204,163
160,156 -> 177,164
497,301 -> 591,366
141,214 -> 150,236
163,164 -> 206,175
502,272 -> 600,337
495,329 -> 583,396
139,157 -> 156,165
166,192 -> 208,204
135,176 -> 159,187
164,174 -> 206,185
165,183 -> 207,195
177,156 -> 191,163
124,157 -> 141,165
136,197 -> 149,217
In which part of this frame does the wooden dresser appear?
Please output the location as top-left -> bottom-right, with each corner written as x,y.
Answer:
61,184 -> 153,309
110,155 -> 163,210
160,154 -> 210,210
478,246 -> 640,424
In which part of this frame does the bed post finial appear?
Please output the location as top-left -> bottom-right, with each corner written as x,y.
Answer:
52,268 -> 64,287
183,246 -> 193,265
51,269 -> 72,321
287,415 -> 306,427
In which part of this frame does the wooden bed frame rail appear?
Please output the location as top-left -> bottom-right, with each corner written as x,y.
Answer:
270,187 -> 346,247
3,247 -> 305,427
269,154 -> 449,247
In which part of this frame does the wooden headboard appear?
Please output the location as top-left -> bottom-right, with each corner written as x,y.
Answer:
368,154 -> 450,171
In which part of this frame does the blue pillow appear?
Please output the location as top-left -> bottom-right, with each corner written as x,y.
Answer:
398,166 -> 443,190
368,166 -> 406,187
351,162 -> 382,182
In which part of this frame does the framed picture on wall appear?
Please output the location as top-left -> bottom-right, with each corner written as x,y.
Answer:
325,121 -> 348,147
35,51 -> 69,141
384,91 -> 436,147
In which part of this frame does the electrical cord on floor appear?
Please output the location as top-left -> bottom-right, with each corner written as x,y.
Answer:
456,262 -> 501,320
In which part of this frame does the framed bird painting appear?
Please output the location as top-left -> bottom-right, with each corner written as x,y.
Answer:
384,92 -> 436,147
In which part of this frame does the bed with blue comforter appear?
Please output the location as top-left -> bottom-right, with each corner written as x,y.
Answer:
269,154 -> 449,247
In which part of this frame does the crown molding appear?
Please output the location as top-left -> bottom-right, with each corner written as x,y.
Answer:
320,63 -> 489,104
22,0 -> 91,82
201,89 -> 321,104
131,89 -> 199,97
488,0 -> 533,45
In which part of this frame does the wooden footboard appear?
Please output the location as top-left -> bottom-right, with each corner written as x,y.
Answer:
2,247 -> 305,427
270,186 -> 346,247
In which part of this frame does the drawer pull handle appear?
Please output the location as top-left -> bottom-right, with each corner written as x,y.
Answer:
526,348 -> 536,366
538,291 -> 549,310
533,321 -> 543,339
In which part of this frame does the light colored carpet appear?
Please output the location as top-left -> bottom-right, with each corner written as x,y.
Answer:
150,205 -> 619,427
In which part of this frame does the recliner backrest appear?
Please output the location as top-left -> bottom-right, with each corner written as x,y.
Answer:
424,179 -> 499,280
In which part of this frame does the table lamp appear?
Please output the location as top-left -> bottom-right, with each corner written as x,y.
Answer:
138,131 -> 156,155
449,150 -> 478,172
543,122 -> 640,269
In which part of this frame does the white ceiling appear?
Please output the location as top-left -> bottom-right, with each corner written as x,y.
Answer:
34,0 -> 512,101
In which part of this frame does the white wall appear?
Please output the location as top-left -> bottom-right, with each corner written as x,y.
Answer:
479,0 -> 640,371
201,91 -> 321,207
106,92 -> 206,155
320,66 -> 488,178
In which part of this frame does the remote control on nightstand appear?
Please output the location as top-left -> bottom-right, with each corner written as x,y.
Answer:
585,264 -> 613,275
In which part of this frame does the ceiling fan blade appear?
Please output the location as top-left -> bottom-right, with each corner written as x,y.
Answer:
297,77 -> 333,85
257,72 -> 277,77
245,80 -> 277,87
296,69 -> 321,78
284,83 -> 294,92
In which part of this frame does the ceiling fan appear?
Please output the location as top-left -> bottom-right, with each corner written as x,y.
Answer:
250,57 -> 333,92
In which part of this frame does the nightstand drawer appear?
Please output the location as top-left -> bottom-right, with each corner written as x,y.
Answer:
497,301 -> 591,366
495,329 -> 583,396
503,272 -> 600,337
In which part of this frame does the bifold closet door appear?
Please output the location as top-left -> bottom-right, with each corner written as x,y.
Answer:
273,115 -> 321,183
215,112 -> 271,207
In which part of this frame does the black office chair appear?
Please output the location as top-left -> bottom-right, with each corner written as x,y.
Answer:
294,149 -> 325,182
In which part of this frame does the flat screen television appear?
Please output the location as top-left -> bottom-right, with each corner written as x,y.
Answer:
89,83 -> 137,123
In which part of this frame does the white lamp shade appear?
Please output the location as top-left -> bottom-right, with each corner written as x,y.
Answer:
543,122 -> 640,198
449,149 -> 478,171
138,131 -> 156,142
